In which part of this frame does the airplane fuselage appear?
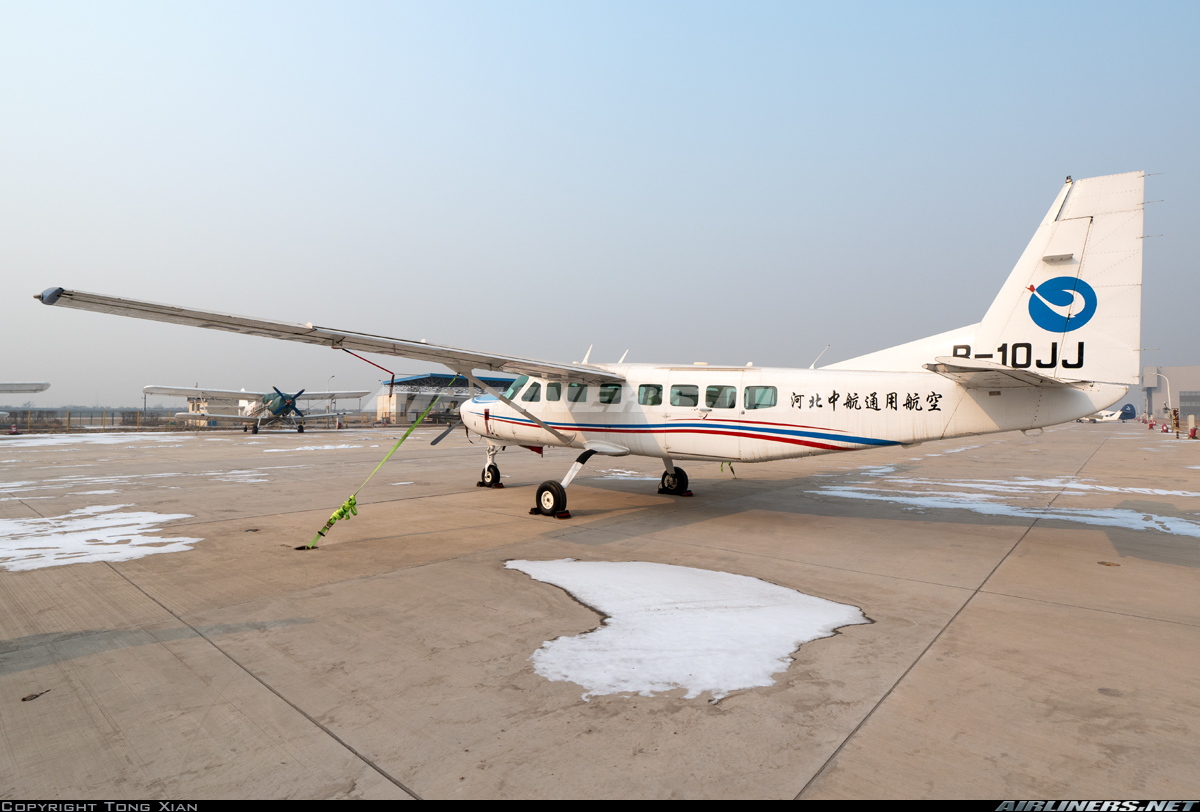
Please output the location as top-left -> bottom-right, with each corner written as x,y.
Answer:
460,363 -> 1127,462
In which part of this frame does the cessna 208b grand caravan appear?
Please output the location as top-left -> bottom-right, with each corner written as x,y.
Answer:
36,171 -> 1144,517
143,384 -> 371,433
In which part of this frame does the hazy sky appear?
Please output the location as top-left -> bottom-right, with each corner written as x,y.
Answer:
3,1 -> 1196,408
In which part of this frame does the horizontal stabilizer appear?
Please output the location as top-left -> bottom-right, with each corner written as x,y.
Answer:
922,357 -> 1081,389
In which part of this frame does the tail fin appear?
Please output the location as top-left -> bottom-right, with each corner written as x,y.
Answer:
972,172 -> 1144,385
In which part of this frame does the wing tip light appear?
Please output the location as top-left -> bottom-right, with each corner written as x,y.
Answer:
36,287 -> 64,305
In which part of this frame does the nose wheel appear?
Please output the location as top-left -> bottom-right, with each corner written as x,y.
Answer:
480,463 -> 502,488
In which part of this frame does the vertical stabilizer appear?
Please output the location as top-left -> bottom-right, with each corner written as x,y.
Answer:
972,172 -> 1144,385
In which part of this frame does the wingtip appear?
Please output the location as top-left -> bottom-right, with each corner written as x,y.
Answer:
36,287 -> 64,305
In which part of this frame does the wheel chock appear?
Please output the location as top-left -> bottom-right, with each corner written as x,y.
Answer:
555,511 -> 571,519
681,490 -> 693,497
529,507 -> 541,515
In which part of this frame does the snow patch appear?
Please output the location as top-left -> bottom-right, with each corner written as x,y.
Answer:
506,560 -> 868,702
0,506 -> 202,571
813,485 -> 1200,537
263,445 -> 362,453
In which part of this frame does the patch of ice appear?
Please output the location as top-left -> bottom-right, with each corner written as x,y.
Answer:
812,485 -> 1200,537
942,445 -> 982,454
884,476 -> 1200,498
596,468 -> 661,481
71,490 -> 120,495
0,505 -> 202,571
0,434 -> 195,448
263,445 -> 363,453
505,560 -> 869,702
390,482 -> 414,486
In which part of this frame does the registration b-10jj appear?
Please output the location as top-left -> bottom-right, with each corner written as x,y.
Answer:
36,171 -> 1145,517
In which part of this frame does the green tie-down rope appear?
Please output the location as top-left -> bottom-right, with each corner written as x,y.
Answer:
304,375 -> 461,549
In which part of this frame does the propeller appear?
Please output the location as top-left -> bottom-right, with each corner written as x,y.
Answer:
272,387 -> 306,417
430,419 -> 462,446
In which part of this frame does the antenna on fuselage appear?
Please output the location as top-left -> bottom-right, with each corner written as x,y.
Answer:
809,345 -> 830,369
582,344 -> 593,364
618,350 -> 629,363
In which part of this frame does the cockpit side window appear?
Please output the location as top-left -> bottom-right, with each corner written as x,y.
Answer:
503,375 -> 529,400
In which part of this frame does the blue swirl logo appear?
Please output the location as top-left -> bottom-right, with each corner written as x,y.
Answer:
1026,277 -> 1097,333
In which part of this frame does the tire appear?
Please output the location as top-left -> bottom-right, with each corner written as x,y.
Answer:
251,425 -> 258,435
297,424 -> 305,433
661,467 -> 689,495
536,481 -> 567,515
482,464 -> 501,487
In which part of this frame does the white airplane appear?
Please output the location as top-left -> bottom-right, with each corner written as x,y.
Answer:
1,382 -> 50,419
35,171 -> 1144,518
1076,404 -> 1137,423
143,384 -> 372,433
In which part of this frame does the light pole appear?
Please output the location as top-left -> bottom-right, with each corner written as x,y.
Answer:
1149,371 -> 1174,436
326,375 -> 335,429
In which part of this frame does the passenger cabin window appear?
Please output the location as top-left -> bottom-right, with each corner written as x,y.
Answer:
521,382 -> 541,402
638,384 -> 663,406
567,383 -> 588,403
745,386 -> 777,409
670,385 -> 699,407
706,385 -> 737,409
599,383 -> 622,404
504,375 -> 529,400
546,382 -> 561,401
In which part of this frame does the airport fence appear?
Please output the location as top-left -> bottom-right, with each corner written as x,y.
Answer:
0,410 -> 444,434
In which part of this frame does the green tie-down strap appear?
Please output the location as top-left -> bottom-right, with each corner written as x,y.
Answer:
303,375 -> 461,549
310,495 -> 357,546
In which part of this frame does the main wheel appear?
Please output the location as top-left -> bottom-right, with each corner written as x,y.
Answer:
481,464 -> 501,487
297,424 -> 305,433
660,467 -> 689,495
536,481 -> 567,516
251,425 -> 259,435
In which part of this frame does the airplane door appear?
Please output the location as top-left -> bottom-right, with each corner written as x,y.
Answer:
664,371 -> 742,460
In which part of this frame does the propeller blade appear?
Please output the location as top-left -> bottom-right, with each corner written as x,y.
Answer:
430,419 -> 462,446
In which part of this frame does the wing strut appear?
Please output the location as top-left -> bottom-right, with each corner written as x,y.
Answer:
457,371 -> 574,446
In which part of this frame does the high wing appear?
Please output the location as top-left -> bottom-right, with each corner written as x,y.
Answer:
38,288 -> 623,384
0,382 -> 51,393
146,385 -> 372,400
148,385 -> 271,399
922,357 -> 1080,389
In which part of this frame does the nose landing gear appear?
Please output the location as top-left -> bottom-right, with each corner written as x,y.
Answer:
478,443 -> 504,488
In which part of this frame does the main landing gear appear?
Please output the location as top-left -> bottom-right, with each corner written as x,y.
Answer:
658,461 -> 691,496
251,424 -> 259,435
531,450 -> 596,519
297,424 -> 305,433
478,443 -> 504,488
